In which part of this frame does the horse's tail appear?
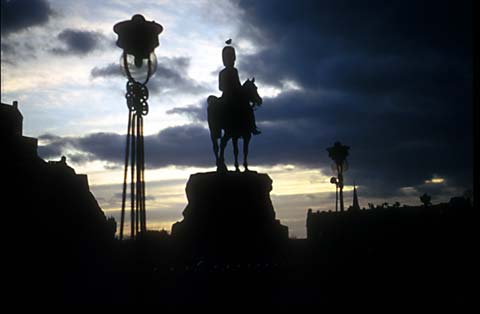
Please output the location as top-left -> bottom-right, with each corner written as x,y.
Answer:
207,95 -> 221,139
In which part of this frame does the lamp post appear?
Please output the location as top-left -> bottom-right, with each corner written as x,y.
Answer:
330,176 -> 339,212
114,14 -> 163,240
327,142 -> 349,212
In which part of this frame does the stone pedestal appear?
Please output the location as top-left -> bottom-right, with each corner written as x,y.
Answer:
171,171 -> 288,259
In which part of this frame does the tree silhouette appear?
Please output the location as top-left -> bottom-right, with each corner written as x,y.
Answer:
327,141 -> 350,212
420,193 -> 432,207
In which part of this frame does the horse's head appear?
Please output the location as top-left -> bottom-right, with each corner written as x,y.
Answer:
243,77 -> 263,106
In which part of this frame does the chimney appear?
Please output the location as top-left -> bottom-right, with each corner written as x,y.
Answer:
11,100 -> 23,136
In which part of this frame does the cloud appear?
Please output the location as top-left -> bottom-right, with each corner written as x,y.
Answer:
38,124 -> 213,169
1,0 -> 53,35
155,88 -> 471,195
38,98 -> 471,200
0,42 -> 16,65
90,63 -> 121,78
146,57 -> 209,95
230,0 -> 473,195
237,0 -> 472,93
52,29 -> 107,55
30,0 -> 473,202
38,142 -> 63,159
39,133 -> 62,141
166,102 -> 206,122
91,57 -> 208,95
1,42 -> 13,54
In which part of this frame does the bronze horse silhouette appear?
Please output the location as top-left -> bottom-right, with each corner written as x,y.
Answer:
207,78 -> 263,172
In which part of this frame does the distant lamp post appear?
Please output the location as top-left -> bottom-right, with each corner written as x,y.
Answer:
114,14 -> 163,240
330,177 -> 339,212
327,141 -> 350,212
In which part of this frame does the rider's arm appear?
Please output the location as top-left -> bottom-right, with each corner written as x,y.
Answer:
219,70 -> 225,92
232,68 -> 241,87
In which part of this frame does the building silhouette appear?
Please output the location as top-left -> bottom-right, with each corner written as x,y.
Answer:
2,101 -> 116,304
1,101 -> 38,162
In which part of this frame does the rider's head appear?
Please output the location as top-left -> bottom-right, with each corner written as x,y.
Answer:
222,46 -> 236,67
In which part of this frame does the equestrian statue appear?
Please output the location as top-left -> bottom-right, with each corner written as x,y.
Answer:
207,41 -> 263,172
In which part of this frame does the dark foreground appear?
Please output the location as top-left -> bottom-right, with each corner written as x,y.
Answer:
13,205 -> 475,309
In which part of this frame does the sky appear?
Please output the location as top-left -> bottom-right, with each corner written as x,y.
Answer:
1,0 -> 473,238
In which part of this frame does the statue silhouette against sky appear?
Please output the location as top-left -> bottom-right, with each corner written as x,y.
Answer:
208,40 -> 263,172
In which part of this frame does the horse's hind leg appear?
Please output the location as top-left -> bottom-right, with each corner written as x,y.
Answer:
220,135 -> 228,161
243,135 -> 251,172
232,138 -> 240,172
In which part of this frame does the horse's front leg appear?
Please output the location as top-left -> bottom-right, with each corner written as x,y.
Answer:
232,137 -> 240,172
211,135 -> 219,164
218,134 -> 230,172
243,134 -> 251,172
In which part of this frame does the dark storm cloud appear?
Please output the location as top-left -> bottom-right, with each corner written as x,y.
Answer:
52,29 -> 106,55
252,88 -> 472,196
91,57 -> 208,95
38,133 -> 61,141
231,0 -> 473,196
1,40 -> 40,64
0,0 -> 54,63
161,80 -> 471,192
237,0 -> 472,89
143,125 -> 212,167
1,0 -> 53,35
166,101 -> 207,122
165,79 -> 470,177
38,142 -> 63,159
1,42 -> 13,54
149,57 -> 207,95
38,125 -> 213,169
90,63 -> 121,78
36,0 -> 473,201
38,102 -> 470,201
0,42 -> 16,64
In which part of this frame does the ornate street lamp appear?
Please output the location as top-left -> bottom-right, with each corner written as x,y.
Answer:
114,14 -> 163,240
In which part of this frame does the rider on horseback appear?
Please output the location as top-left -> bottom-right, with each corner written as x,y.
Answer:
219,45 -> 261,135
